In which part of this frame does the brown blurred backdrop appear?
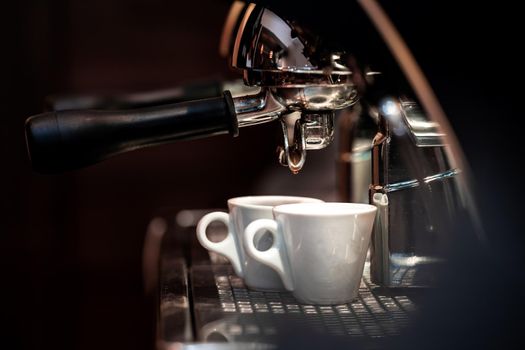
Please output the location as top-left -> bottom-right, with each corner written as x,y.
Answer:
2,1 -> 281,349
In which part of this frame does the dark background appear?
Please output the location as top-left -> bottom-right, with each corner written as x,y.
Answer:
2,1 -> 522,349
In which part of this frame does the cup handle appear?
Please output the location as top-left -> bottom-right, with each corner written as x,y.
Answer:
196,212 -> 243,277
244,219 -> 294,291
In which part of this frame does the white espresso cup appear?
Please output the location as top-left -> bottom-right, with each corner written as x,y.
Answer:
243,202 -> 377,304
196,196 -> 323,291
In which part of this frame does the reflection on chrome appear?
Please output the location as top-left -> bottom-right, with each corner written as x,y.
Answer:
383,168 -> 461,192
400,101 -> 447,146
371,98 -> 464,287
231,4 -> 360,173
233,90 -> 285,128
380,98 -> 401,118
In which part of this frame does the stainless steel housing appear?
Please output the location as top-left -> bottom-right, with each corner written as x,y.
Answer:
369,99 -> 462,287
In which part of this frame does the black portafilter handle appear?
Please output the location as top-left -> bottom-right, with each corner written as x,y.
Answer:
25,91 -> 238,173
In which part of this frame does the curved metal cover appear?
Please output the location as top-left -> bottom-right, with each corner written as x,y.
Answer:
231,4 -> 350,74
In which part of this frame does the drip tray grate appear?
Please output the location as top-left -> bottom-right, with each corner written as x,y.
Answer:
191,262 -> 421,344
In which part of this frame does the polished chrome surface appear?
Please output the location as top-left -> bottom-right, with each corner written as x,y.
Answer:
228,4 -> 359,173
399,101 -> 446,147
232,90 -> 265,114
369,99 -> 462,287
276,112 -> 335,173
278,116 -> 306,174
301,113 -> 335,150
224,80 -> 261,98
231,82 -> 356,172
382,168 -> 460,193
271,85 -> 357,111
233,90 -> 285,128
232,6 -> 351,74
231,4 -> 357,113
244,70 -> 353,87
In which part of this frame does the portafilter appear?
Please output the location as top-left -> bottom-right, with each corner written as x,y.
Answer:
25,3 -> 357,173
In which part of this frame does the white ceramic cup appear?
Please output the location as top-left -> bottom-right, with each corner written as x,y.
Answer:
196,196 -> 323,291
243,202 -> 377,304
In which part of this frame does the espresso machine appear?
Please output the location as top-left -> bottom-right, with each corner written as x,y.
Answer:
24,0 -> 481,347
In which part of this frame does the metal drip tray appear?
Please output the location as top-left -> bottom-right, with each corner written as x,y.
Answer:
191,262 -> 421,345
155,211 -> 424,348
